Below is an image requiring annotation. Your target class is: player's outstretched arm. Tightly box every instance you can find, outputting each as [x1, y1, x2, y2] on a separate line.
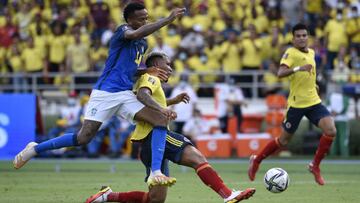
[277, 64, 313, 78]
[124, 8, 186, 40]
[137, 87, 176, 120]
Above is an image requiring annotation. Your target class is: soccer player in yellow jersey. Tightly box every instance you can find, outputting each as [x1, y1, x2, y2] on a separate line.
[248, 23, 337, 185]
[85, 52, 255, 203]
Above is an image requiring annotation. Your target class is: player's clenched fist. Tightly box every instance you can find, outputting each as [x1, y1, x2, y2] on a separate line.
[174, 93, 190, 104]
[168, 8, 186, 21]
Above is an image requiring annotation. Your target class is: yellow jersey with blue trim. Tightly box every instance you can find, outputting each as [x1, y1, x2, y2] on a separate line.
[131, 73, 167, 141]
[280, 47, 321, 108]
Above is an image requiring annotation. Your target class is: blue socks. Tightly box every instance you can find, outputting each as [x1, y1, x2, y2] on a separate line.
[151, 126, 167, 172]
[34, 133, 79, 154]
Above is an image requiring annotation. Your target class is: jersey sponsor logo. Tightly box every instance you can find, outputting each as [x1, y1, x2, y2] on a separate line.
[148, 77, 156, 85]
[90, 108, 98, 116]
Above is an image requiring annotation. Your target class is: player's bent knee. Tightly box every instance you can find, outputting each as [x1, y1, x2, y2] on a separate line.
[324, 127, 337, 137]
[182, 146, 207, 168]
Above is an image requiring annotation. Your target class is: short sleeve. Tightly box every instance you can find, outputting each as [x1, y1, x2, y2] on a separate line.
[113, 24, 130, 41]
[280, 49, 294, 68]
[137, 74, 161, 94]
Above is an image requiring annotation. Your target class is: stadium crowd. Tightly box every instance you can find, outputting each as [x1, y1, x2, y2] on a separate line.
[0, 0, 359, 95]
[1, 0, 360, 157]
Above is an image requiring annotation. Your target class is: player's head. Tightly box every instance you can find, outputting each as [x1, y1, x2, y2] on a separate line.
[123, 2, 148, 29]
[145, 52, 172, 82]
[292, 23, 308, 49]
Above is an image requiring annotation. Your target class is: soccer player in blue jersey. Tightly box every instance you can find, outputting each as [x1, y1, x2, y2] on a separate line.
[85, 52, 256, 203]
[14, 2, 185, 186]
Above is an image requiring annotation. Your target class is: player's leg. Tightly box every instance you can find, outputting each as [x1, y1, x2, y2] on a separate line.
[13, 89, 118, 169]
[132, 104, 174, 185]
[116, 91, 169, 179]
[137, 132, 176, 187]
[141, 138, 169, 203]
[85, 185, 152, 203]
[178, 145, 255, 202]
[306, 104, 336, 185]
[13, 119, 102, 169]
[85, 138, 169, 203]
[248, 106, 303, 181]
[85, 186, 167, 203]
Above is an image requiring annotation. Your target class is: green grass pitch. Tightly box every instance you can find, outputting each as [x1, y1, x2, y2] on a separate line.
[1, 159, 360, 203]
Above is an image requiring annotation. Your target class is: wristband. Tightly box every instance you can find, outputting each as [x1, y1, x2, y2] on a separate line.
[293, 66, 300, 72]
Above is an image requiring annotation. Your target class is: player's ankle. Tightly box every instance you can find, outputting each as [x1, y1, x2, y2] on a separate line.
[151, 170, 163, 176]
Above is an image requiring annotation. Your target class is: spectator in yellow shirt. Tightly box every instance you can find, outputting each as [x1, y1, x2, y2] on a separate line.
[332, 46, 350, 84]
[28, 13, 51, 38]
[21, 37, 45, 84]
[220, 30, 242, 74]
[7, 44, 27, 92]
[164, 24, 182, 49]
[66, 32, 90, 75]
[346, 5, 360, 52]
[46, 22, 67, 74]
[22, 37, 44, 73]
[324, 9, 348, 69]
[202, 32, 221, 83]
[262, 26, 285, 62]
[240, 24, 263, 97]
[90, 38, 108, 71]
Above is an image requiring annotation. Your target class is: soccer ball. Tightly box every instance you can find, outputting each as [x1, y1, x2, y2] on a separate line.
[264, 168, 289, 193]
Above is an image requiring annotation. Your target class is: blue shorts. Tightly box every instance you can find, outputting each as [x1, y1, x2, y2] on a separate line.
[282, 103, 331, 134]
[139, 130, 193, 182]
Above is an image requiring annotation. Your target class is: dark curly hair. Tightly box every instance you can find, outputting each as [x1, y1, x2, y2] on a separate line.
[123, 2, 145, 22]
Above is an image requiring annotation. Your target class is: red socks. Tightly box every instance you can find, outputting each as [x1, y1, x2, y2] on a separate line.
[107, 191, 149, 203]
[255, 138, 281, 163]
[195, 162, 232, 199]
[313, 134, 334, 167]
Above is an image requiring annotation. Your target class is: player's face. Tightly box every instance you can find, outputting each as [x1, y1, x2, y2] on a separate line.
[131, 9, 148, 29]
[158, 58, 172, 82]
[293, 29, 308, 49]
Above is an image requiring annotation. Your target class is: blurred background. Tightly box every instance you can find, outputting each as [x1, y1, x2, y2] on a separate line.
[0, 0, 360, 160]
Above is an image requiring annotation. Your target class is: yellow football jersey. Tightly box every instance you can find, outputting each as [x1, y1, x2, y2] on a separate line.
[280, 47, 321, 108]
[131, 73, 167, 141]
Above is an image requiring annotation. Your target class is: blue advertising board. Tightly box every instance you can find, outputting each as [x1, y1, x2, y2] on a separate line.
[0, 94, 36, 159]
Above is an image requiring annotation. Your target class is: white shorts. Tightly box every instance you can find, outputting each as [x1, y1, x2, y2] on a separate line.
[84, 89, 144, 123]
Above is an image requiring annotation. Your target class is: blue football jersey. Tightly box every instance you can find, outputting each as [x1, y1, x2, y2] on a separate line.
[94, 24, 148, 92]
